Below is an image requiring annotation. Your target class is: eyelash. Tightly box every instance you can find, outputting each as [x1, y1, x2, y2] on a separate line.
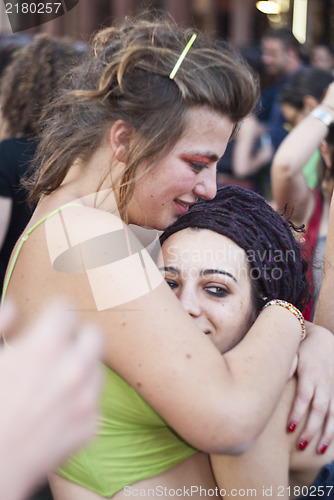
[165, 280, 228, 298]
[188, 161, 208, 173]
[166, 279, 178, 290]
[205, 286, 229, 298]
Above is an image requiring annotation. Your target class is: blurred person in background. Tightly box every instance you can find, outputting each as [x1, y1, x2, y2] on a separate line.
[271, 71, 334, 320]
[218, 29, 305, 199]
[311, 43, 334, 76]
[260, 27, 305, 151]
[216, 46, 273, 197]
[0, 34, 31, 139]
[0, 300, 102, 500]
[0, 34, 85, 297]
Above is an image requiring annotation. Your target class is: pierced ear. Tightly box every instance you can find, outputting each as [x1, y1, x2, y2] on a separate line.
[109, 120, 134, 162]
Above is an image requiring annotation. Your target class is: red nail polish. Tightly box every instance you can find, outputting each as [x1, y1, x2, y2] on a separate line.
[319, 443, 328, 455]
[287, 421, 296, 432]
[298, 439, 308, 451]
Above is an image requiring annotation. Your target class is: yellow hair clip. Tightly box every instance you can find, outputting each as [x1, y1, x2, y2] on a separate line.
[169, 33, 197, 80]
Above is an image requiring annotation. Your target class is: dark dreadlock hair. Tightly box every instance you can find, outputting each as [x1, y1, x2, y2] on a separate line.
[160, 185, 310, 314]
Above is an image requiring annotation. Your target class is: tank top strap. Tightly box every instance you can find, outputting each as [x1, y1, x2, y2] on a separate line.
[2, 202, 81, 303]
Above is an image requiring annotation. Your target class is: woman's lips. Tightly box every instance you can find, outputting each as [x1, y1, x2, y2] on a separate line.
[174, 199, 191, 215]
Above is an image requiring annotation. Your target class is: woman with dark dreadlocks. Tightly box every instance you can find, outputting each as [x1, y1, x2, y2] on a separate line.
[159, 185, 334, 499]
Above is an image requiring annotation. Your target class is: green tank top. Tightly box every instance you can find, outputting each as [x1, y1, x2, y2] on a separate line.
[59, 366, 197, 496]
[2, 203, 197, 497]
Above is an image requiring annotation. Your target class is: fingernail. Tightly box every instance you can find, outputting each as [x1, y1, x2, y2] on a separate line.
[287, 421, 296, 432]
[319, 443, 328, 455]
[298, 439, 308, 451]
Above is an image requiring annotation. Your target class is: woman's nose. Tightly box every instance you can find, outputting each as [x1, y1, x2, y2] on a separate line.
[178, 287, 201, 318]
[193, 167, 217, 200]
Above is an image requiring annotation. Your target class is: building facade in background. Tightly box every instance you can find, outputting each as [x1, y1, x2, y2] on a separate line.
[0, 0, 333, 58]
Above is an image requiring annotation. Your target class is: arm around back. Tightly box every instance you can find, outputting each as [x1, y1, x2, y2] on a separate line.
[101, 282, 302, 455]
[6, 204, 303, 456]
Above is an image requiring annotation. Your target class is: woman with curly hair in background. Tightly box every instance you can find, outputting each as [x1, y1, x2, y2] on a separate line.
[0, 33, 86, 295]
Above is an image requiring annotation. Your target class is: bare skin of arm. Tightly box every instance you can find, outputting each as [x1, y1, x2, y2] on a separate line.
[233, 115, 273, 179]
[211, 375, 334, 500]
[5, 203, 303, 456]
[314, 87, 334, 328]
[289, 322, 334, 452]
[271, 82, 334, 225]
[0, 196, 12, 250]
[271, 125, 316, 226]
[314, 190, 334, 332]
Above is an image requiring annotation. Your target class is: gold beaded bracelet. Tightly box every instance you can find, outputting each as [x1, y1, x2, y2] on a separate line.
[261, 299, 306, 340]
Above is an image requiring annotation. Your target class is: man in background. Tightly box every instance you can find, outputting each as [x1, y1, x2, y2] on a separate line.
[260, 27, 305, 150]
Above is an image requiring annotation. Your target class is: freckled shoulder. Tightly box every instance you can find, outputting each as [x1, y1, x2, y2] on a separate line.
[45, 204, 124, 256]
[44, 204, 163, 311]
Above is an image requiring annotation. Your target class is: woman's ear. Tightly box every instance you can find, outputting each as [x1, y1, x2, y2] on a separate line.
[303, 95, 318, 113]
[109, 120, 134, 162]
